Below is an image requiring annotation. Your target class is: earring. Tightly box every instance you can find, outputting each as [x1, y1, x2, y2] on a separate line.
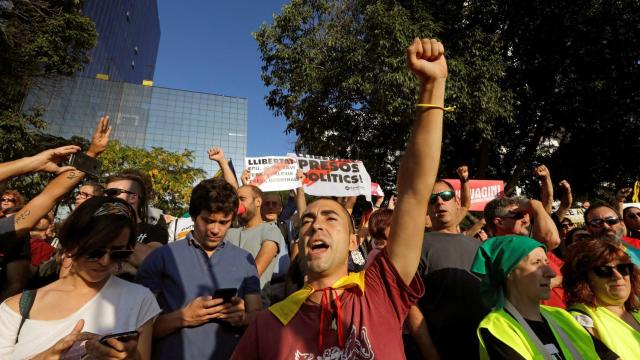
[350, 249, 365, 266]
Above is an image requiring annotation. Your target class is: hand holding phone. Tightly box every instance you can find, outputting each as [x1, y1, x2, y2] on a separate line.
[213, 288, 238, 304]
[98, 330, 139, 346]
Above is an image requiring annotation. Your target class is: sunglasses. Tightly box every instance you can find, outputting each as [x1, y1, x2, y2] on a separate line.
[561, 222, 574, 229]
[429, 190, 455, 204]
[1, 197, 16, 203]
[591, 263, 634, 278]
[501, 211, 526, 220]
[84, 248, 133, 262]
[105, 188, 137, 197]
[76, 191, 95, 199]
[587, 217, 620, 227]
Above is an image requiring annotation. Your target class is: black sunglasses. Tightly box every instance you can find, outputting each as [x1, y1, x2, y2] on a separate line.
[587, 217, 620, 227]
[105, 188, 137, 197]
[429, 190, 455, 204]
[1, 197, 16, 203]
[84, 248, 133, 262]
[592, 263, 634, 278]
[501, 211, 526, 220]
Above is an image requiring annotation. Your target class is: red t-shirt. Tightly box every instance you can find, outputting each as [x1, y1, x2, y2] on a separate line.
[541, 251, 565, 308]
[30, 238, 54, 266]
[231, 251, 424, 359]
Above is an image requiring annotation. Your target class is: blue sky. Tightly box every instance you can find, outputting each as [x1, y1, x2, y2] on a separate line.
[154, 0, 296, 157]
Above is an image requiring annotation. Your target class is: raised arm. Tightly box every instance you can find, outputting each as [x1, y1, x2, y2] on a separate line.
[555, 180, 573, 222]
[520, 198, 560, 249]
[455, 165, 470, 224]
[208, 147, 239, 190]
[13, 116, 111, 236]
[534, 164, 554, 214]
[615, 187, 632, 217]
[0, 146, 79, 182]
[388, 38, 447, 285]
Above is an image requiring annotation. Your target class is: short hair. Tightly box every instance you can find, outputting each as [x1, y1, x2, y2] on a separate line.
[434, 178, 455, 191]
[583, 201, 620, 224]
[240, 185, 263, 200]
[263, 192, 283, 205]
[81, 181, 104, 196]
[189, 178, 239, 220]
[60, 197, 137, 259]
[368, 208, 393, 240]
[562, 238, 640, 311]
[2, 190, 24, 207]
[310, 197, 356, 233]
[623, 206, 640, 218]
[106, 169, 151, 223]
[483, 196, 522, 232]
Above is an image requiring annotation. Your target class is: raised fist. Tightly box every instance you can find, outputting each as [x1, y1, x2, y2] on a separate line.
[208, 147, 226, 162]
[456, 165, 469, 181]
[407, 38, 448, 82]
[616, 187, 633, 202]
[533, 165, 550, 179]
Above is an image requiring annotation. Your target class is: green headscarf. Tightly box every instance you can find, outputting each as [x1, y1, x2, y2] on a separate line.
[471, 235, 546, 309]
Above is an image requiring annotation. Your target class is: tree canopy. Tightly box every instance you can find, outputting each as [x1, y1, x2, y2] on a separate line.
[255, 0, 640, 200]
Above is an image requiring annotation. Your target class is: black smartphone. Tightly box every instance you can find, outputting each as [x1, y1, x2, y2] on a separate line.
[213, 288, 237, 303]
[98, 330, 139, 345]
[68, 152, 102, 177]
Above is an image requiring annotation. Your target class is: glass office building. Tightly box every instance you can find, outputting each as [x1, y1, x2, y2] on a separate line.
[22, 77, 248, 175]
[79, 0, 161, 83]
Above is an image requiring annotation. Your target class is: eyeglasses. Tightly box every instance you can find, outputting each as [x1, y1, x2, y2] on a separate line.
[587, 217, 620, 227]
[501, 211, 526, 220]
[591, 263, 634, 278]
[626, 212, 640, 220]
[429, 190, 455, 205]
[105, 188, 137, 197]
[84, 248, 133, 262]
[561, 222, 574, 229]
[1, 197, 16, 203]
[76, 191, 95, 199]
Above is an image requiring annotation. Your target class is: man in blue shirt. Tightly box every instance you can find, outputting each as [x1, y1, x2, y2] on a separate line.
[137, 178, 261, 359]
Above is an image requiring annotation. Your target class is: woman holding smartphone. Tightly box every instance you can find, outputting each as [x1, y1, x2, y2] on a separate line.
[0, 197, 161, 359]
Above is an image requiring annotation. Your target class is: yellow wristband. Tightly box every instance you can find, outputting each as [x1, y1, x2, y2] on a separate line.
[416, 103, 455, 112]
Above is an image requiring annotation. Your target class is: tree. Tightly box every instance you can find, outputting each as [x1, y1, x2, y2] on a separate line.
[98, 141, 207, 215]
[255, 0, 640, 200]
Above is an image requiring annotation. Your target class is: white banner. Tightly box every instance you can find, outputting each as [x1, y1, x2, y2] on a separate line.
[290, 153, 372, 201]
[245, 156, 300, 192]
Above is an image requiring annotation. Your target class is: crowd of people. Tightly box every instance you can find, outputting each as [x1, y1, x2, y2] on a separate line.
[0, 38, 639, 359]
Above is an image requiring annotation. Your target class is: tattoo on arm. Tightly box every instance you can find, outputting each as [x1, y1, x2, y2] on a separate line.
[15, 210, 31, 224]
[66, 171, 78, 179]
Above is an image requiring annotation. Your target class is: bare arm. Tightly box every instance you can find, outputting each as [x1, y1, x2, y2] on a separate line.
[534, 165, 554, 214]
[294, 169, 307, 215]
[254, 240, 279, 276]
[136, 318, 155, 360]
[464, 218, 486, 239]
[555, 180, 573, 222]
[208, 147, 239, 189]
[242, 293, 262, 325]
[13, 116, 111, 237]
[388, 38, 447, 285]
[455, 165, 470, 225]
[526, 199, 561, 249]
[0, 146, 78, 182]
[616, 188, 632, 217]
[406, 305, 441, 360]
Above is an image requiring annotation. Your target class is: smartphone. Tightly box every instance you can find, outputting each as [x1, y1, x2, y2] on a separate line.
[213, 288, 237, 303]
[68, 152, 102, 177]
[98, 330, 139, 345]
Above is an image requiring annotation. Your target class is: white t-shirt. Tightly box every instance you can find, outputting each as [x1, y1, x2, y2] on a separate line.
[0, 275, 161, 359]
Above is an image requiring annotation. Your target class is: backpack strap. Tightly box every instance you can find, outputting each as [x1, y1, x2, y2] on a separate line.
[15, 289, 37, 344]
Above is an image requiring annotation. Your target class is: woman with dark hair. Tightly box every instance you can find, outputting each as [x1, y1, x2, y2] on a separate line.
[473, 235, 608, 359]
[562, 238, 640, 359]
[0, 197, 160, 359]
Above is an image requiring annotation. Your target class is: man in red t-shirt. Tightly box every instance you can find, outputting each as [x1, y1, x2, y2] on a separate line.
[231, 37, 448, 359]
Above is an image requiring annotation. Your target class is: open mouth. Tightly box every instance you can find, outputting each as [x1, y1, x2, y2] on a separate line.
[309, 241, 329, 255]
[540, 283, 550, 289]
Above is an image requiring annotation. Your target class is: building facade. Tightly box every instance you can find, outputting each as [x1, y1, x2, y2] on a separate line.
[23, 77, 247, 176]
[80, 0, 161, 83]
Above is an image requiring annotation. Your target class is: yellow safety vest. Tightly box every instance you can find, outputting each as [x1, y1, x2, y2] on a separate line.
[569, 303, 640, 360]
[478, 305, 599, 360]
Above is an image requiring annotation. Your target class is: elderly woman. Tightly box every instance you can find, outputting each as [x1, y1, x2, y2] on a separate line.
[0, 197, 161, 359]
[562, 238, 640, 359]
[472, 235, 612, 359]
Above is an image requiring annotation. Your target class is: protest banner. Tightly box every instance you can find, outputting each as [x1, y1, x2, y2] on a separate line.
[290, 153, 372, 201]
[564, 208, 585, 227]
[244, 156, 300, 192]
[443, 179, 505, 211]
